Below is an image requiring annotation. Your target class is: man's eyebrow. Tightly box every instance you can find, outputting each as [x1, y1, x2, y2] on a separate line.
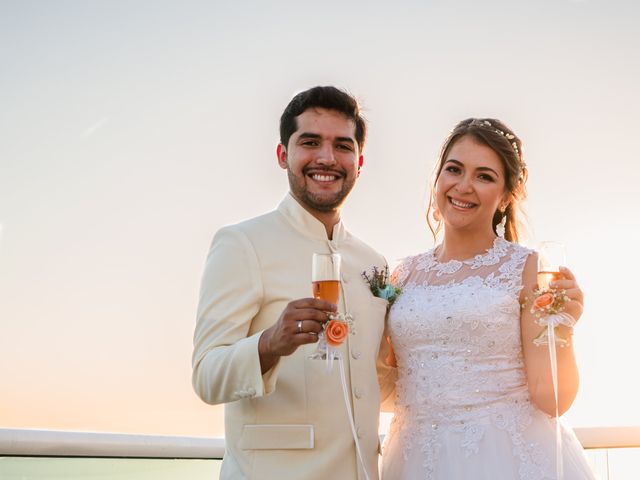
[444, 159, 500, 177]
[297, 133, 355, 144]
[297, 133, 322, 141]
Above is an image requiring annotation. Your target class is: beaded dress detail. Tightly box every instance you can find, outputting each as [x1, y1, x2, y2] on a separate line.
[381, 237, 596, 480]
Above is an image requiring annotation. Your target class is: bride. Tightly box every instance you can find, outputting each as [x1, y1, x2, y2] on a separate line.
[380, 118, 596, 479]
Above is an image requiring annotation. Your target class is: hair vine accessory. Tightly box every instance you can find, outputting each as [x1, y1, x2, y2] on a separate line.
[471, 119, 524, 167]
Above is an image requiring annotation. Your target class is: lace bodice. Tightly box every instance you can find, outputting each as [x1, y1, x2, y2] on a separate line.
[391, 236, 532, 415]
[386, 238, 555, 478]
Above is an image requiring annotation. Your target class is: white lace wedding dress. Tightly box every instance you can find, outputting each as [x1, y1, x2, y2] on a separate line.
[381, 237, 596, 479]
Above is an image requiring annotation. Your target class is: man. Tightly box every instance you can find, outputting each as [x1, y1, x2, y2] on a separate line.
[192, 86, 395, 480]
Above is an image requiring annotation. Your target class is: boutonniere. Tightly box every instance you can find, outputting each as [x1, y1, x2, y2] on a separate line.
[362, 265, 402, 306]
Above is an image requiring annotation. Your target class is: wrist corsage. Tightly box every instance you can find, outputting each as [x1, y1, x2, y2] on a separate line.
[529, 288, 576, 347]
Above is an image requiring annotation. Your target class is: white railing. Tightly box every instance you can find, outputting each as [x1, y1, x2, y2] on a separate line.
[0, 429, 225, 459]
[574, 426, 640, 449]
[1, 426, 639, 458]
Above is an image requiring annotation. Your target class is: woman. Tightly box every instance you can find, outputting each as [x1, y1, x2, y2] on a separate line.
[381, 119, 596, 479]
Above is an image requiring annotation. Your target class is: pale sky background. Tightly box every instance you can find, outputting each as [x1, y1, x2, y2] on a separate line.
[1, 0, 639, 438]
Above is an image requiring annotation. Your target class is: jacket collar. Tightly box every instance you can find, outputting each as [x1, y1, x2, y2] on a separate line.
[277, 193, 347, 246]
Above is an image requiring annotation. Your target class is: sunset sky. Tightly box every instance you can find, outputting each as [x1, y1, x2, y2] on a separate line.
[1, 0, 639, 438]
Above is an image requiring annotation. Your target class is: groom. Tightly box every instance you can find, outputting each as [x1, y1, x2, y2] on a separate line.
[192, 86, 395, 480]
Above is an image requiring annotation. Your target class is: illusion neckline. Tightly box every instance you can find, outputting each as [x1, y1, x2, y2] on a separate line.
[430, 236, 506, 267]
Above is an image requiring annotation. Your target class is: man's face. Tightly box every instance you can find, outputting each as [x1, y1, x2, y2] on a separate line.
[278, 108, 362, 213]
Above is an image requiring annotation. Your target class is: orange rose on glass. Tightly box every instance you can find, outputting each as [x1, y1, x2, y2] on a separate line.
[325, 319, 349, 346]
[533, 292, 554, 311]
[309, 253, 353, 361]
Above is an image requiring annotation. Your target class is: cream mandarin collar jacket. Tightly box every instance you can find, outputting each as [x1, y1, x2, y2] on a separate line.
[193, 193, 396, 480]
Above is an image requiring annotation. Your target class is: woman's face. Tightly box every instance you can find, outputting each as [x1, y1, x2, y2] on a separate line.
[435, 135, 509, 235]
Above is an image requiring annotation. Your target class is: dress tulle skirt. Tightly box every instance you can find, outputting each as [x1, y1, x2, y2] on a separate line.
[381, 410, 597, 480]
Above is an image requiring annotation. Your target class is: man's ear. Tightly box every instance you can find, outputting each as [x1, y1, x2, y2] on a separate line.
[357, 155, 364, 177]
[277, 144, 288, 169]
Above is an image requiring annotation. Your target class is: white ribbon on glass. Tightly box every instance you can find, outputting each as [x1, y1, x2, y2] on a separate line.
[313, 338, 370, 480]
[533, 312, 576, 480]
[312, 271, 371, 480]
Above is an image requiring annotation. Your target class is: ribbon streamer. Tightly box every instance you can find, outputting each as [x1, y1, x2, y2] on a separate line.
[313, 334, 369, 478]
[535, 312, 576, 480]
[326, 343, 335, 372]
[547, 320, 563, 480]
[315, 266, 370, 479]
[338, 354, 371, 480]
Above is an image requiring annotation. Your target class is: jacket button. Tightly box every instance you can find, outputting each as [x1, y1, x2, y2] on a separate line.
[351, 351, 361, 360]
[354, 388, 363, 399]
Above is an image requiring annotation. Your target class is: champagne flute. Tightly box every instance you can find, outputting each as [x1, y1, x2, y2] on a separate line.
[537, 241, 566, 291]
[310, 253, 342, 363]
[311, 253, 341, 305]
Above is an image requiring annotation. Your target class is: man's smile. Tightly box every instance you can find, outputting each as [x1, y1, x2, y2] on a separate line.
[305, 168, 344, 184]
[310, 173, 338, 182]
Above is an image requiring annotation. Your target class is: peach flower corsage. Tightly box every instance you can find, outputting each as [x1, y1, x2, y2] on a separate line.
[529, 287, 575, 346]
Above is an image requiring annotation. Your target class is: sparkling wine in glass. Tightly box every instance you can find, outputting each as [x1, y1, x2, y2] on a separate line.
[311, 253, 341, 305]
[537, 241, 566, 291]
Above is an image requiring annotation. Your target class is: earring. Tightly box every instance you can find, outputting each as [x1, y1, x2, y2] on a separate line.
[496, 213, 506, 237]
